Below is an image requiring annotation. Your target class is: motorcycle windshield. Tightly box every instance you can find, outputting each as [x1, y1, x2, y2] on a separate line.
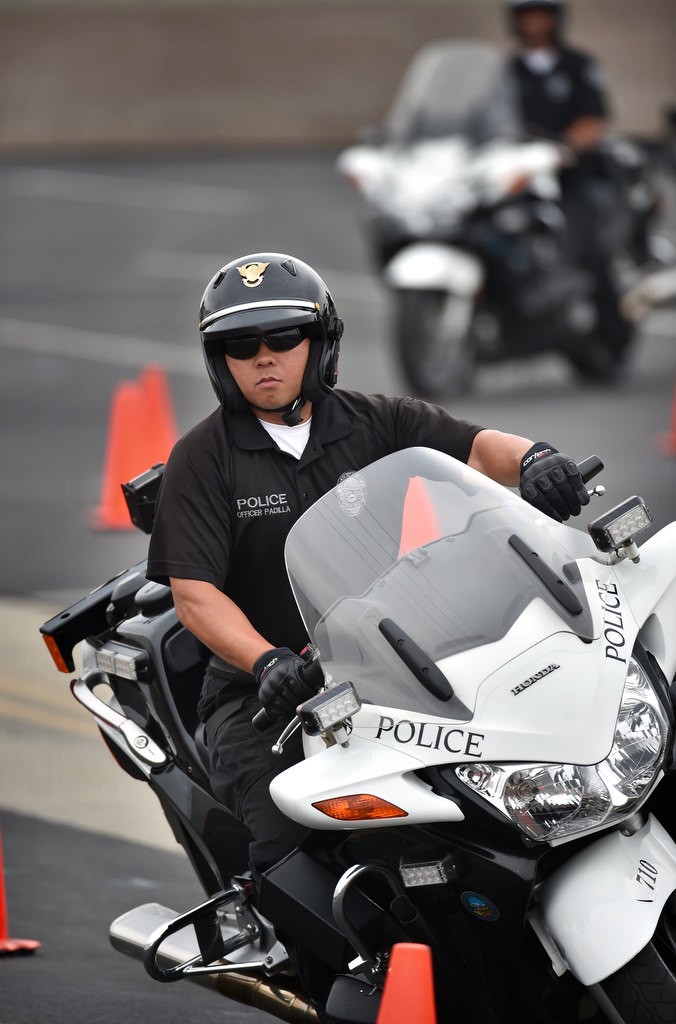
[285, 448, 594, 718]
[384, 40, 522, 144]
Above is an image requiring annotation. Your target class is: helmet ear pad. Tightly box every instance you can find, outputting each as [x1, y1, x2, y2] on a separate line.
[202, 338, 250, 413]
[214, 357, 250, 414]
[301, 316, 343, 403]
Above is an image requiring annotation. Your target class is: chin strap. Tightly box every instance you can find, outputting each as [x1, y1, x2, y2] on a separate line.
[281, 396, 307, 426]
[251, 394, 307, 427]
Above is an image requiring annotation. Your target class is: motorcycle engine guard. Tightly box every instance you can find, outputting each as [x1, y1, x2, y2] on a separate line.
[259, 850, 383, 974]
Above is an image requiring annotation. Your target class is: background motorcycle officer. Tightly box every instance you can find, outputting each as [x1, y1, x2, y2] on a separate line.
[147, 252, 589, 884]
[507, 0, 607, 153]
[506, 0, 634, 363]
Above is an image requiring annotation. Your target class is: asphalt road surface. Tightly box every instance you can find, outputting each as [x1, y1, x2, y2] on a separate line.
[2, 152, 675, 602]
[0, 811, 262, 1024]
[1, 152, 675, 1024]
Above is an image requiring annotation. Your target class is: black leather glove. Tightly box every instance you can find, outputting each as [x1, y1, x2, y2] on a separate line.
[519, 443, 590, 523]
[254, 647, 318, 722]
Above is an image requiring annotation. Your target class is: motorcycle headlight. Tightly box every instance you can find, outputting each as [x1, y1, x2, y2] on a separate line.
[456, 657, 671, 843]
[600, 657, 667, 799]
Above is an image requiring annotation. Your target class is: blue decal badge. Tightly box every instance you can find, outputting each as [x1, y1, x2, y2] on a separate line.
[460, 891, 500, 922]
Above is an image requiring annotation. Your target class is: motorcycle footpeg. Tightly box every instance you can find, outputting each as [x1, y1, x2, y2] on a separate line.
[137, 887, 287, 982]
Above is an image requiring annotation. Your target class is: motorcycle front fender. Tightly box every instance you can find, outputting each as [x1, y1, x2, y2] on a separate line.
[532, 814, 676, 986]
[383, 242, 483, 297]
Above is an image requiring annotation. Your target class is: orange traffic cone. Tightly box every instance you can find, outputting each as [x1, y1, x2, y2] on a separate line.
[90, 366, 178, 530]
[399, 477, 442, 558]
[138, 364, 179, 462]
[0, 822, 41, 955]
[377, 943, 437, 1024]
[658, 375, 676, 456]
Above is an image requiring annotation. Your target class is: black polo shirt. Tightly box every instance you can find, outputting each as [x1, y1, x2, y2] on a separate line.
[147, 389, 483, 657]
[512, 47, 608, 140]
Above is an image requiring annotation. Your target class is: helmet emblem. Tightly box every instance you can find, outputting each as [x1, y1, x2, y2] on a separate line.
[237, 262, 270, 288]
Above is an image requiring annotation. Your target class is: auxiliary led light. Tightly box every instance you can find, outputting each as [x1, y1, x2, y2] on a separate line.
[94, 645, 148, 681]
[299, 681, 362, 736]
[588, 497, 652, 554]
[399, 861, 448, 888]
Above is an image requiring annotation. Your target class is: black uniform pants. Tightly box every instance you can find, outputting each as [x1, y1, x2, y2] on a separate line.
[203, 667, 350, 1018]
[203, 666, 309, 885]
[560, 163, 633, 355]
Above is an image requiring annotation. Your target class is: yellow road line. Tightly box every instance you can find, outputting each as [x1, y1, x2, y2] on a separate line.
[0, 694, 96, 738]
[0, 670, 78, 712]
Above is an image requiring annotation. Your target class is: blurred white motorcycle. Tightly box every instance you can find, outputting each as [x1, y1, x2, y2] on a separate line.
[338, 41, 669, 397]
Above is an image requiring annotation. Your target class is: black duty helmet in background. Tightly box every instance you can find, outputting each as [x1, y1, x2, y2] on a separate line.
[505, 0, 564, 12]
[505, 0, 566, 39]
[199, 252, 344, 415]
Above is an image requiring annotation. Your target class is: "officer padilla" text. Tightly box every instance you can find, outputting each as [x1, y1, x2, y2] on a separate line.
[236, 493, 291, 519]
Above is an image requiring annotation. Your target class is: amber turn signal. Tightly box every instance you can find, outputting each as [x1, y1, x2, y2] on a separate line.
[42, 634, 71, 674]
[312, 794, 408, 821]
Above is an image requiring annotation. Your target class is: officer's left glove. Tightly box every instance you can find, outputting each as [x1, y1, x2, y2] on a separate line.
[519, 443, 590, 523]
[254, 647, 319, 723]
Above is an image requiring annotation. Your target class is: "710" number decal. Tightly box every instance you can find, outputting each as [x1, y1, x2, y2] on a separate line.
[636, 859, 659, 900]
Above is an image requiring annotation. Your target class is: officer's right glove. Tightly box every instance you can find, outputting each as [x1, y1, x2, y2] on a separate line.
[254, 647, 318, 722]
[519, 443, 590, 523]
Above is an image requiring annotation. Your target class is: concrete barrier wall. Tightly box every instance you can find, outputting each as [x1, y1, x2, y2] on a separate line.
[0, 0, 674, 152]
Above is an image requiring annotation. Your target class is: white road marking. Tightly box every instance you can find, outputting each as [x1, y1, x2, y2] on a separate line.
[138, 247, 388, 305]
[2, 168, 254, 215]
[137, 249, 676, 325]
[0, 692, 95, 739]
[0, 304, 671, 379]
[0, 317, 204, 375]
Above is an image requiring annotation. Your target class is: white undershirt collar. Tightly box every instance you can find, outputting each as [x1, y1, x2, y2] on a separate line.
[258, 416, 312, 459]
[522, 48, 559, 76]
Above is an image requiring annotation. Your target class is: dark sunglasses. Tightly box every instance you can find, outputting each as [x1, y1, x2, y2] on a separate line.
[224, 327, 308, 361]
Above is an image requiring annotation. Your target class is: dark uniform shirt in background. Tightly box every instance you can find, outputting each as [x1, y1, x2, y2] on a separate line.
[147, 388, 483, 719]
[512, 47, 608, 140]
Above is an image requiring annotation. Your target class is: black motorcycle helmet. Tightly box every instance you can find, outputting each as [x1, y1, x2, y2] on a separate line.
[506, 0, 565, 41]
[199, 253, 343, 424]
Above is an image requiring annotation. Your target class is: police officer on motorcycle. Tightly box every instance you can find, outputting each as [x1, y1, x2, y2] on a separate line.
[147, 253, 590, 892]
[506, 0, 634, 370]
[507, 0, 607, 153]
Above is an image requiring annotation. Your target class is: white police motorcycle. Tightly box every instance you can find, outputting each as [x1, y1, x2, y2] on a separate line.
[41, 451, 676, 1023]
[337, 41, 667, 398]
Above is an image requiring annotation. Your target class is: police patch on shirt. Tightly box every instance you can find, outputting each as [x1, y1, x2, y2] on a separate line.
[545, 73, 572, 102]
[235, 492, 292, 519]
[336, 471, 367, 517]
[584, 61, 606, 91]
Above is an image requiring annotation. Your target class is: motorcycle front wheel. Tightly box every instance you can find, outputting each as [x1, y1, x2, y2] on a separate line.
[394, 289, 475, 400]
[598, 940, 676, 1023]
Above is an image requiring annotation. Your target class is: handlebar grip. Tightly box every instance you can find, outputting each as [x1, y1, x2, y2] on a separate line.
[577, 455, 604, 485]
[251, 646, 324, 732]
[299, 652, 325, 689]
[252, 706, 275, 732]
